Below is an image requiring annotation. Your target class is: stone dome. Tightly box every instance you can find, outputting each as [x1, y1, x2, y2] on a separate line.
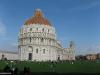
[24, 9, 52, 26]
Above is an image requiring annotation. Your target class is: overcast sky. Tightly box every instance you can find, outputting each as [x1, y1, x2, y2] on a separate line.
[0, 0, 100, 55]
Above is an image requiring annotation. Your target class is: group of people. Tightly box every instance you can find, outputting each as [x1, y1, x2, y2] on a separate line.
[1, 60, 75, 75]
[3, 65, 19, 75]
[3, 65, 31, 75]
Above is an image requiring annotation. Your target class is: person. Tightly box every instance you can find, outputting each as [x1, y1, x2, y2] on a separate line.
[49, 61, 55, 72]
[23, 66, 31, 75]
[14, 67, 18, 75]
[3, 65, 11, 72]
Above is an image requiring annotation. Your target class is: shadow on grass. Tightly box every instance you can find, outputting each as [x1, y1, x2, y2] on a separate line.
[14, 72, 100, 75]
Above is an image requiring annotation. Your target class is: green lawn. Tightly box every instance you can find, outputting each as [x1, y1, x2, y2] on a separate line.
[0, 60, 100, 73]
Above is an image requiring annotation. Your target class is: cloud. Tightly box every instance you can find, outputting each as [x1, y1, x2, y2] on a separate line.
[68, 1, 100, 12]
[0, 20, 6, 36]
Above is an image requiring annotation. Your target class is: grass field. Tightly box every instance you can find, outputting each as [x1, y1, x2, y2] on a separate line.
[0, 60, 100, 73]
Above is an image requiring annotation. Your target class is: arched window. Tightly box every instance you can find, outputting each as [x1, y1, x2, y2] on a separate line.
[43, 49, 45, 54]
[48, 29, 49, 33]
[36, 49, 38, 53]
[36, 28, 38, 31]
[41, 38, 44, 42]
[42, 28, 44, 32]
[30, 37, 31, 42]
[30, 28, 32, 31]
[49, 39, 51, 42]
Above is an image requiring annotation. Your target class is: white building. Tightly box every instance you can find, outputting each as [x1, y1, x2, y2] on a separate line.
[18, 9, 75, 61]
[0, 50, 18, 60]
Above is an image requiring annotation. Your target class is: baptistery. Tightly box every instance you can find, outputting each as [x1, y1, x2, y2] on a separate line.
[18, 9, 75, 61]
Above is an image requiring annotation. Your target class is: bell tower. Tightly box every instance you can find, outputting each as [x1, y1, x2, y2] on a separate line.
[69, 41, 75, 49]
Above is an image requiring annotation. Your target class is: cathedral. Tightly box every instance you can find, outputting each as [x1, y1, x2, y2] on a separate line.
[18, 9, 75, 61]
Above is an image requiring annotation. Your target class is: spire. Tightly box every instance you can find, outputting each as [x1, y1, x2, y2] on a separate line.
[34, 9, 43, 18]
[69, 41, 75, 48]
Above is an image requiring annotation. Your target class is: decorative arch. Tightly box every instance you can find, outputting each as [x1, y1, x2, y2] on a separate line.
[28, 46, 33, 52]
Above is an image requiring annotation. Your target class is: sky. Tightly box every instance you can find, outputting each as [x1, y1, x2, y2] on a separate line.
[0, 0, 100, 55]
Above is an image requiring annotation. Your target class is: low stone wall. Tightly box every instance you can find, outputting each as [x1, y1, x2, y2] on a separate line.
[0, 51, 18, 60]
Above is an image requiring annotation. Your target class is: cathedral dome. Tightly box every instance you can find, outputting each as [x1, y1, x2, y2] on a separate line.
[24, 9, 52, 26]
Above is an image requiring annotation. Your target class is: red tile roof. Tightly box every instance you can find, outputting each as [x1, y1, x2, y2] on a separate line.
[24, 9, 52, 26]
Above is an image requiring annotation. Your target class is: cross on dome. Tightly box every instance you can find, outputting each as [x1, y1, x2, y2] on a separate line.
[34, 9, 43, 18]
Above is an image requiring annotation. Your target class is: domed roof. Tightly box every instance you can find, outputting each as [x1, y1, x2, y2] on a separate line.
[24, 9, 52, 26]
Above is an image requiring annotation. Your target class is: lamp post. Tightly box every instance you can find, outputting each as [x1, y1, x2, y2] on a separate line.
[10, 61, 15, 75]
[12, 68, 15, 75]
[10, 61, 13, 68]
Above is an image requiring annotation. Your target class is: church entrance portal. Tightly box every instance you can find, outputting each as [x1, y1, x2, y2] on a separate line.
[28, 53, 32, 60]
[58, 55, 60, 61]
